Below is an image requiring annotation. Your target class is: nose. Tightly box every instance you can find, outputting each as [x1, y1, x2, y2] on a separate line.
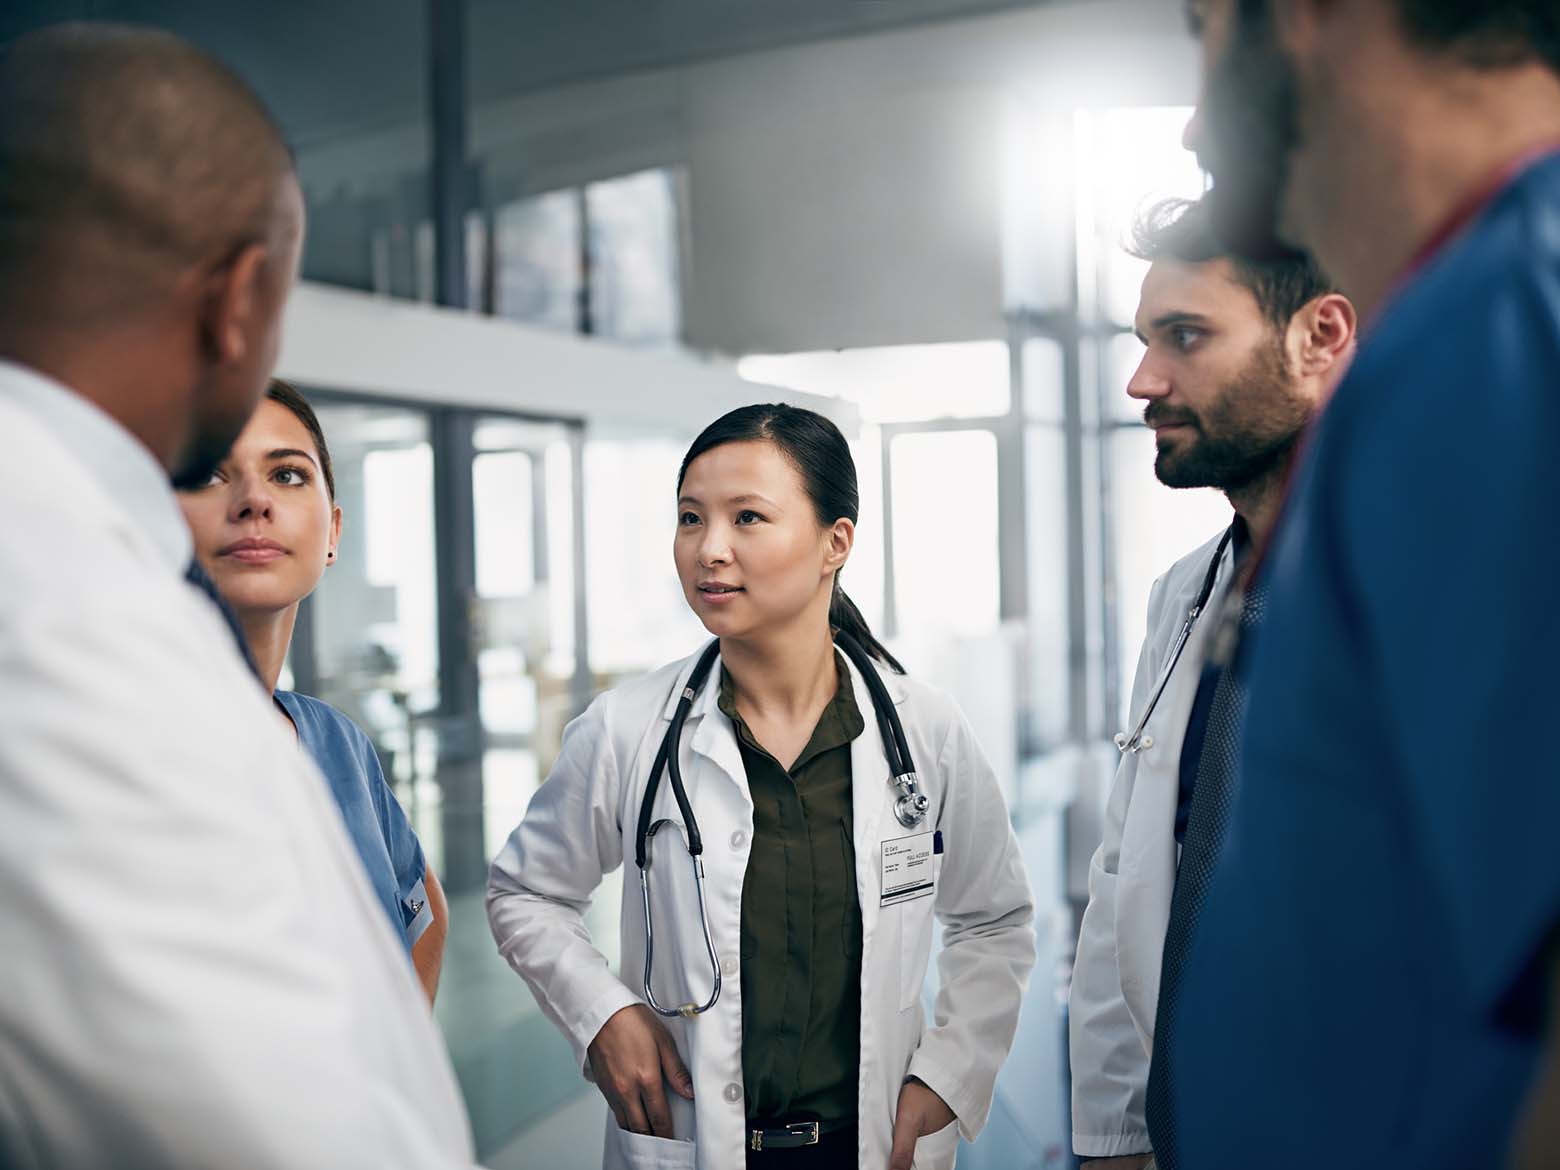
[1126, 351, 1172, 401]
[697, 523, 732, 568]
[226, 473, 273, 524]
[1182, 107, 1204, 155]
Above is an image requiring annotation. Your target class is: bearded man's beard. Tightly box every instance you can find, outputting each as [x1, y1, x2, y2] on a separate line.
[1149, 339, 1308, 492]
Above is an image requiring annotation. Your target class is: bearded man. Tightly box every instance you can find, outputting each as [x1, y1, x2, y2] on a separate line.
[1069, 196, 1354, 1169]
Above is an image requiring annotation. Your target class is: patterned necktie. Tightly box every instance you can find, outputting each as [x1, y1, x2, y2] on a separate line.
[1143, 577, 1269, 1169]
[184, 558, 262, 683]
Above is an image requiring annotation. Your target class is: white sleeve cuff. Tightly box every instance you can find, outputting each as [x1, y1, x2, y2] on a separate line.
[1072, 1129, 1154, 1158]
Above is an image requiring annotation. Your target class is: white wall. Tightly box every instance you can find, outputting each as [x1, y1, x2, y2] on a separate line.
[295, 0, 1198, 356]
[275, 282, 855, 435]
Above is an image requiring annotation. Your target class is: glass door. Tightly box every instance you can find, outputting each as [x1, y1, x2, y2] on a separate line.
[470, 415, 586, 859]
[293, 400, 444, 862]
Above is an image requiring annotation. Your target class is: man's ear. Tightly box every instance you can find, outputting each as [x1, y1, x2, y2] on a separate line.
[199, 242, 269, 366]
[1296, 291, 1357, 377]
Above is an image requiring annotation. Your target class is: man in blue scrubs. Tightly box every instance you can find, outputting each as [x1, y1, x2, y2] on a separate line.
[1168, 1, 1560, 1165]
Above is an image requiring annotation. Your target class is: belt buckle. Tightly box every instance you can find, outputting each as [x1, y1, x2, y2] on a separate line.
[786, 1122, 821, 1146]
[748, 1121, 821, 1151]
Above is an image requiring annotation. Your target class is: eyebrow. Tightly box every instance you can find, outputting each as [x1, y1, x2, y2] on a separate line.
[1135, 311, 1213, 343]
[266, 447, 320, 468]
[677, 493, 778, 508]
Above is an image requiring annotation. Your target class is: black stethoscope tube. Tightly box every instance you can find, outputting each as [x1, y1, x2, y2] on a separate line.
[634, 631, 923, 1018]
[1113, 524, 1234, 755]
[634, 639, 721, 869]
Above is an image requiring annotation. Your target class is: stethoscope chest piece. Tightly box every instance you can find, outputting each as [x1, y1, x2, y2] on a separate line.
[893, 772, 929, 828]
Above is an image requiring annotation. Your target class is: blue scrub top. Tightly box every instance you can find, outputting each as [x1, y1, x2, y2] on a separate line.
[276, 690, 432, 955]
[1167, 152, 1560, 1167]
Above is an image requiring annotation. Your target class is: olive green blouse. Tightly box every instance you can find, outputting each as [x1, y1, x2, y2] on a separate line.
[718, 653, 866, 1124]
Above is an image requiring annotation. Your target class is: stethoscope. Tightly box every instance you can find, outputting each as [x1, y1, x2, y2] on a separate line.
[1113, 524, 1235, 755]
[634, 630, 928, 1018]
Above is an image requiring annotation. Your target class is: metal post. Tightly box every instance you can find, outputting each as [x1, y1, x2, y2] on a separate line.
[429, 0, 468, 314]
[431, 409, 485, 892]
[1096, 331, 1123, 736]
[1060, 316, 1090, 746]
[568, 423, 592, 717]
[997, 326, 1030, 624]
[427, 0, 486, 891]
[530, 449, 550, 586]
[879, 431, 898, 640]
[575, 187, 595, 336]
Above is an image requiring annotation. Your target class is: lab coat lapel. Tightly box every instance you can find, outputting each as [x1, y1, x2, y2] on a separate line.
[685, 651, 749, 803]
[846, 653, 894, 892]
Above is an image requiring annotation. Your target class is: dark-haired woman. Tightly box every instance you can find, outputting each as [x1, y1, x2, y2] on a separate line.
[488, 404, 1034, 1170]
[179, 380, 447, 1004]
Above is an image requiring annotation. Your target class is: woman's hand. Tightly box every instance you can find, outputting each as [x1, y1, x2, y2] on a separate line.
[889, 1077, 957, 1169]
[586, 1004, 695, 1138]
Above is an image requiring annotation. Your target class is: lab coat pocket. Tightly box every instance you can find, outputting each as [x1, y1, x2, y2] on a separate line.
[911, 1118, 960, 1170]
[899, 893, 936, 1012]
[602, 1123, 697, 1170]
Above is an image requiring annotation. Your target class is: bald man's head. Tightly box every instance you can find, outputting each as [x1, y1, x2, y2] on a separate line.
[0, 23, 305, 487]
[0, 22, 297, 320]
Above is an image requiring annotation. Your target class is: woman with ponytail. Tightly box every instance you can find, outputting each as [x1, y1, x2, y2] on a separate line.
[488, 404, 1035, 1170]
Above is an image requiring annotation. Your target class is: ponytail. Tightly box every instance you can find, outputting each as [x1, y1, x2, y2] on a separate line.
[830, 581, 905, 675]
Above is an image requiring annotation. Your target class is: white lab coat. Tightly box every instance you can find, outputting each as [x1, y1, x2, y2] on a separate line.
[488, 649, 1036, 1170]
[1068, 528, 1235, 1158]
[0, 364, 476, 1168]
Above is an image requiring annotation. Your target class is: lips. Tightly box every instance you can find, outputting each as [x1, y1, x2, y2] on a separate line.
[219, 536, 289, 564]
[1145, 407, 1199, 435]
[697, 581, 744, 603]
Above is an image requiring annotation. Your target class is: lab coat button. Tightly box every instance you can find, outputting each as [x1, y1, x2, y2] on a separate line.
[1141, 734, 1155, 749]
[729, 830, 747, 850]
[720, 955, 738, 977]
[723, 1082, 742, 1104]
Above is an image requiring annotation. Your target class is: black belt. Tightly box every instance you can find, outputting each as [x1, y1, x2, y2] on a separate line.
[747, 1118, 854, 1152]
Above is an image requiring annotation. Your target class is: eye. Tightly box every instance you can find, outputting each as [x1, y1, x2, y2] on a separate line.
[1170, 325, 1204, 352]
[678, 511, 702, 526]
[735, 509, 764, 525]
[273, 465, 311, 487]
[190, 468, 225, 491]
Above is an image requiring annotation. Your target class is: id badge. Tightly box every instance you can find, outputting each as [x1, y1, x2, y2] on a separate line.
[880, 831, 935, 907]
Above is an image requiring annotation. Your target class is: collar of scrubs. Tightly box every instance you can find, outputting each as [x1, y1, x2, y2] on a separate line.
[0, 359, 192, 574]
[1391, 143, 1560, 314]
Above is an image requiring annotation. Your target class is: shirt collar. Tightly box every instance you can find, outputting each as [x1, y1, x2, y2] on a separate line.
[1230, 513, 1252, 563]
[716, 650, 865, 771]
[0, 359, 192, 574]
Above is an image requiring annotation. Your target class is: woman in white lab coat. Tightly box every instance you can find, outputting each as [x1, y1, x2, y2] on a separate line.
[487, 403, 1035, 1170]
